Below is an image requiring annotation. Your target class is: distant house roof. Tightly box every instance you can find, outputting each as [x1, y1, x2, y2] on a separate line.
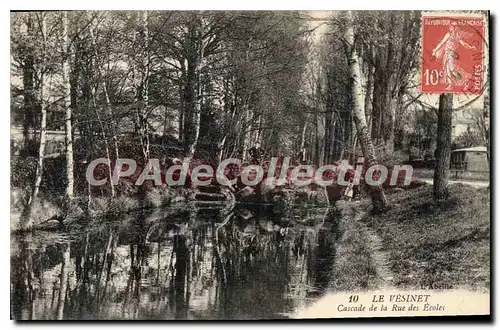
[452, 146, 488, 153]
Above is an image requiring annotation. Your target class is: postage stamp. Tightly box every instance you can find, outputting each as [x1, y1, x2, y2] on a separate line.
[421, 13, 487, 94]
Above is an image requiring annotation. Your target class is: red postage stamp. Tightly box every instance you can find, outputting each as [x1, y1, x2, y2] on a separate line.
[421, 13, 487, 94]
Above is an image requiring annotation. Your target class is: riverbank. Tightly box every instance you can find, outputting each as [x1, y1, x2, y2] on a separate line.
[10, 186, 192, 232]
[10, 181, 330, 232]
[331, 183, 490, 292]
[327, 203, 379, 292]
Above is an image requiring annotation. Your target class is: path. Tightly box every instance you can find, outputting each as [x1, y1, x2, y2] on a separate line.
[420, 178, 489, 188]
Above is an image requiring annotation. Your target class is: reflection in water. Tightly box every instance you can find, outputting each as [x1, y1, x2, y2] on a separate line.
[11, 205, 339, 320]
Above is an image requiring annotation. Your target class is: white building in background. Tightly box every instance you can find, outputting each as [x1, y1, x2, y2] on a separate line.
[451, 107, 484, 139]
[415, 91, 488, 140]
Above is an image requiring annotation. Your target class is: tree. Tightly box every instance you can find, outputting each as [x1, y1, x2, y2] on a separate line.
[26, 13, 48, 210]
[87, 11, 120, 162]
[131, 11, 152, 162]
[161, 12, 226, 157]
[319, 29, 354, 163]
[433, 94, 453, 202]
[20, 14, 37, 156]
[346, 11, 388, 212]
[355, 11, 421, 155]
[62, 11, 74, 201]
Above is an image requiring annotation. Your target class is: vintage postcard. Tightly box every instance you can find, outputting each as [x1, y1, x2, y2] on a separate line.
[10, 10, 490, 320]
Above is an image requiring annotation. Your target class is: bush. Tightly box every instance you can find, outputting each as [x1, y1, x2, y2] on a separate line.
[10, 188, 63, 231]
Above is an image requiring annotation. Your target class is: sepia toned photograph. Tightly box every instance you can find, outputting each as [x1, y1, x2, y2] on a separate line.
[10, 10, 490, 320]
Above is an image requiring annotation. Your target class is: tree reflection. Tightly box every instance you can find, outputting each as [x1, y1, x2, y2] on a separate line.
[11, 205, 339, 320]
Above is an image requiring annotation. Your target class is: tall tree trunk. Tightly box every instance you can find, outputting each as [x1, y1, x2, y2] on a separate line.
[433, 94, 453, 201]
[183, 56, 196, 156]
[183, 20, 203, 158]
[177, 69, 185, 142]
[241, 106, 252, 162]
[22, 14, 36, 156]
[314, 111, 320, 165]
[25, 13, 48, 224]
[394, 89, 405, 149]
[91, 89, 115, 198]
[130, 11, 151, 163]
[87, 13, 116, 197]
[63, 12, 74, 201]
[382, 17, 396, 155]
[364, 59, 374, 138]
[384, 91, 395, 154]
[299, 113, 310, 151]
[323, 75, 335, 163]
[140, 11, 151, 162]
[371, 62, 384, 145]
[29, 76, 47, 206]
[88, 12, 120, 161]
[163, 98, 169, 141]
[190, 59, 202, 157]
[346, 12, 388, 212]
[256, 112, 264, 143]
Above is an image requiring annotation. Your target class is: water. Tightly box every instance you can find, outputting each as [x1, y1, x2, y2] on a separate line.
[10, 204, 340, 320]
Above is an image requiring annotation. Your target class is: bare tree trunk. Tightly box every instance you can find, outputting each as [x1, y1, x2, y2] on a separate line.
[27, 87, 46, 205]
[63, 12, 74, 201]
[385, 94, 396, 154]
[256, 112, 264, 143]
[433, 94, 453, 202]
[177, 69, 185, 142]
[88, 12, 120, 161]
[103, 88, 120, 161]
[22, 14, 36, 156]
[130, 11, 151, 162]
[26, 13, 47, 210]
[140, 11, 151, 162]
[87, 13, 115, 197]
[218, 135, 226, 163]
[364, 59, 374, 137]
[394, 90, 405, 149]
[299, 113, 310, 151]
[91, 90, 115, 197]
[383, 23, 396, 155]
[190, 57, 202, 157]
[163, 99, 169, 140]
[371, 63, 385, 147]
[346, 12, 388, 212]
[313, 112, 319, 164]
[131, 12, 151, 162]
[241, 106, 252, 162]
[182, 19, 204, 158]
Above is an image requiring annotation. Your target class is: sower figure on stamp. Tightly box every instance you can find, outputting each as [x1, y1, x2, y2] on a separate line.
[432, 22, 476, 91]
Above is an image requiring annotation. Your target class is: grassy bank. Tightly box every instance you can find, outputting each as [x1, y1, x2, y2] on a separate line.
[330, 183, 490, 292]
[328, 203, 379, 292]
[362, 183, 490, 291]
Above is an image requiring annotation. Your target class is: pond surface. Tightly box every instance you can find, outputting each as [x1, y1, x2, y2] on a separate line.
[11, 204, 340, 320]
